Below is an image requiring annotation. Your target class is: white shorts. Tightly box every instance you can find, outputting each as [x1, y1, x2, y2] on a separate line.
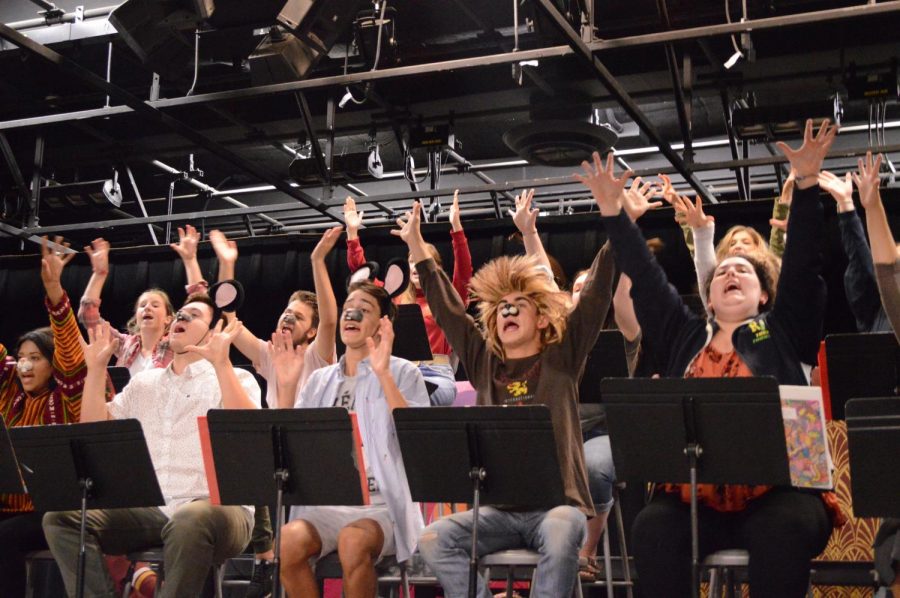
[289, 504, 396, 564]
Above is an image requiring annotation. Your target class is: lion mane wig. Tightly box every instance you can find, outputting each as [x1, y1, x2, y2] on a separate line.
[468, 254, 572, 360]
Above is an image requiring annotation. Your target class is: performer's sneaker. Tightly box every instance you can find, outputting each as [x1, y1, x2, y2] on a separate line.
[244, 560, 274, 598]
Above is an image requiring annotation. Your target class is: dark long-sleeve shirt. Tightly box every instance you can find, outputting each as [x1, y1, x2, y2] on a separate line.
[837, 210, 891, 333]
[416, 242, 617, 517]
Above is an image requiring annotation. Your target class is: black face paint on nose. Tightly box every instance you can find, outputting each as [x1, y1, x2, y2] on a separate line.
[343, 309, 364, 323]
[282, 313, 297, 326]
[499, 303, 520, 318]
[174, 310, 196, 323]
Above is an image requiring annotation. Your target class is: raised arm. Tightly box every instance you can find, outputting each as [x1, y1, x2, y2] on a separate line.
[79, 322, 119, 422]
[394, 202, 488, 373]
[579, 153, 698, 367]
[209, 231, 262, 365]
[39, 237, 85, 379]
[344, 196, 368, 271]
[768, 171, 794, 257]
[0, 342, 16, 403]
[209, 229, 237, 282]
[820, 169, 883, 331]
[855, 152, 897, 265]
[169, 225, 206, 290]
[310, 227, 341, 363]
[78, 238, 110, 329]
[448, 190, 474, 303]
[512, 188, 552, 273]
[674, 194, 716, 308]
[772, 119, 836, 363]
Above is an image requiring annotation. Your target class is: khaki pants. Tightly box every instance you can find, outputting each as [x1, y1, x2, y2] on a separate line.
[42, 500, 252, 598]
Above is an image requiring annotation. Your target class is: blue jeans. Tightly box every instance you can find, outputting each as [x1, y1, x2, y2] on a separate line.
[418, 506, 586, 598]
[583, 434, 616, 513]
[418, 363, 458, 406]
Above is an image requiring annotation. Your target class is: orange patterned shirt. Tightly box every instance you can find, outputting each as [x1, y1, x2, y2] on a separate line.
[0, 293, 85, 513]
[662, 345, 770, 512]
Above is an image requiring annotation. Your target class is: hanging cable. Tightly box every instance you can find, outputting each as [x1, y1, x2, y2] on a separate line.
[370, 0, 388, 71]
[186, 28, 200, 96]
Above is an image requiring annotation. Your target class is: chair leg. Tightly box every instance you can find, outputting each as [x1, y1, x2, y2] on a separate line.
[723, 567, 734, 598]
[613, 490, 634, 598]
[214, 563, 224, 598]
[708, 567, 720, 598]
[601, 524, 614, 598]
[505, 565, 514, 597]
[402, 564, 410, 598]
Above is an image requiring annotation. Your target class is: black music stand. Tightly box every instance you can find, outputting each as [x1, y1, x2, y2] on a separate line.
[846, 397, 900, 518]
[10, 419, 163, 598]
[825, 332, 900, 420]
[0, 419, 25, 494]
[601, 377, 790, 598]
[204, 408, 368, 598]
[393, 304, 434, 362]
[578, 329, 630, 404]
[393, 406, 565, 598]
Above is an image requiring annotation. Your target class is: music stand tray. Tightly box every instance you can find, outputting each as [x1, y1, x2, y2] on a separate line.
[394, 405, 565, 598]
[825, 332, 900, 420]
[10, 419, 163, 598]
[846, 397, 900, 519]
[0, 418, 25, 495]
[601, 376, 790, 598]
[204, 408, 369, 598]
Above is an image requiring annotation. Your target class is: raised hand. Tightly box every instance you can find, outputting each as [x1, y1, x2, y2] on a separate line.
[169, 224, 201, 261]
[209, 229, 238, 265]
[366, 316, 395, 376]
[391, 201, 427, 259]
[622, 177, 663, 222]
[817, 170, 854, 212]
[343, 196, 364, 239]
[184, 318, 243, 366]
[574, 151, 633, 216]
[449, 189, 463, 232]
[84, 238, 110, 275]
[852, 151, 883, 210]
[511, 188, 538, 234]
[657, 174, 687, 225]
[775, 119, 838, 185]
[267, 329, 306, 389]
[80, 321, 120, 370]
[311, 226, 343, 261]
[673, 194, 714, 229]
[41, 235, 75, 293]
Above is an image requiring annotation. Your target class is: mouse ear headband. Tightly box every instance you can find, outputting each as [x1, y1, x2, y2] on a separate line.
[346, 258, 410, 300]
[207, 279, 244, 325]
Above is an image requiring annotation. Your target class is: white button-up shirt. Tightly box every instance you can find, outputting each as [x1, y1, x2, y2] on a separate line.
[107, 359, 261, 518]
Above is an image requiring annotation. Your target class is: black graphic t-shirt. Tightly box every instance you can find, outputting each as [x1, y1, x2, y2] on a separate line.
[492, 354, 542, 406]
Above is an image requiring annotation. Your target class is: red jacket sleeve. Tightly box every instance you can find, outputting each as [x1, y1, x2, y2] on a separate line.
[347, 237, 367, 272]
[450, 230, 473, 306]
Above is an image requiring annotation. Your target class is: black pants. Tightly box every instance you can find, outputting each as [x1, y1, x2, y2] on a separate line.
[0, 511, 50, 598]
[631, 487, 832, 598]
